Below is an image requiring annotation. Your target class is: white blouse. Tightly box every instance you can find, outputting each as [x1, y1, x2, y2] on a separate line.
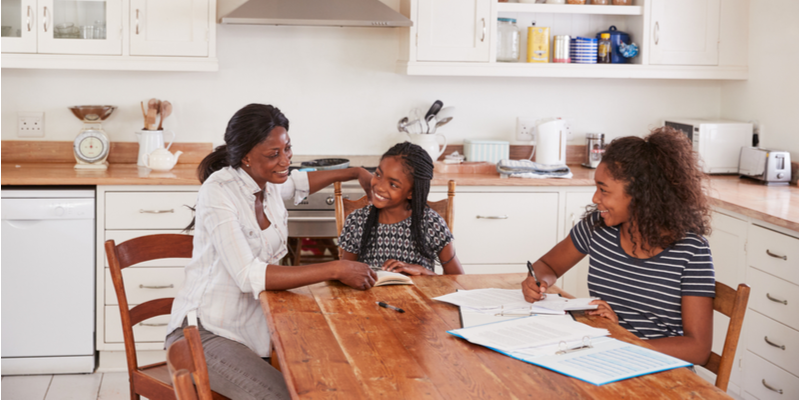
[167, 166, 309, 356]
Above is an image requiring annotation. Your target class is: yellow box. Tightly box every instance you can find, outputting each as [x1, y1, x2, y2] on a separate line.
[527, 26, 550, 63]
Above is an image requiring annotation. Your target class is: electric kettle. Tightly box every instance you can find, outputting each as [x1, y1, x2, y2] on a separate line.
[535, 119, 568, 166]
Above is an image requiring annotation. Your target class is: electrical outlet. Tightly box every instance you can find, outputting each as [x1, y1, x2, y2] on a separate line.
[18, 112, 44, 138]
[516, 117, 537, 142]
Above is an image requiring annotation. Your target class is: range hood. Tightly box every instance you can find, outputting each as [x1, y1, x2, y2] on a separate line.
[220, 0, 412, 27]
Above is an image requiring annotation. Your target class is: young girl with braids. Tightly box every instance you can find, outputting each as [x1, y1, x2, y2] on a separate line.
[339, 142, 464, 275]
[522, 127, 716, 365]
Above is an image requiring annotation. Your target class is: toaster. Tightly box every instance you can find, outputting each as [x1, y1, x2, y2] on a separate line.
[738, 147, 792, 184]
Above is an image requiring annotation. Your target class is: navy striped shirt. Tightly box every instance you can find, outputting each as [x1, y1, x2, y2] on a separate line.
[570, 212, 715, 340]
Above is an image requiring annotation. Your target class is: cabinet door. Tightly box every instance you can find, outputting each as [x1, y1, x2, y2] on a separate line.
[1, 0, 37, 53]
[37, 0, 122, 55]
[416, 0, 490, 62]
[454, 192, 558, 265]
[559, 191, 594, 299]
[649, 0, 720, 65]
[129, 0, 208, 57]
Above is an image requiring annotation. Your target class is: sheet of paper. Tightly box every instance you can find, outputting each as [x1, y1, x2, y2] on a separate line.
[451, 315, 609, 352]
[460, 307, 573, 329]
[433, 288, 534, 309]
[504, 337, 692, 386]
[533, 297, 599, 312]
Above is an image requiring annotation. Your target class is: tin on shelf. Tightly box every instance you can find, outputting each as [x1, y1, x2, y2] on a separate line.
[553, 35, 571, 63]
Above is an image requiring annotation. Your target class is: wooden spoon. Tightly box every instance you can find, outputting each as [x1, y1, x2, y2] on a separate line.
[157, 101, 172, 130]
[140, 101, 147, 129]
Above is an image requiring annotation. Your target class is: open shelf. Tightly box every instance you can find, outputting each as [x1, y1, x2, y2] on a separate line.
[495, 3, 643, 16]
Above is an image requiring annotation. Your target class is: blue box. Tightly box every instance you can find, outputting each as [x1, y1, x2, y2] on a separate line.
[463, 139, 510, 163]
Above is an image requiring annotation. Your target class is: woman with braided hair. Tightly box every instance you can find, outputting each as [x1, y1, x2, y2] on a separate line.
[521, 126, 716, 365]
[338, 142, 464, 275]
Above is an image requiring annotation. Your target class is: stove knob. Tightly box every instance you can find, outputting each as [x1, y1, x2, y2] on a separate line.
[325, 196, 335, 206]
[777, 172, 785, 179]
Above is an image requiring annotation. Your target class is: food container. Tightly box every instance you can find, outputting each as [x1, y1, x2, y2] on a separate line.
[464, 140, 510, 164]
[553, 35, 571, 63]
[497, 18, 520, 62]
[590, 0, 610, 4]
[526, 25, 550, 63]
[567, 0, 587, 3]
[582, 133, 605, 169]
[612, 0, 631, 4]
[570, 37, 597, 64]
[595, 25, 632, 63]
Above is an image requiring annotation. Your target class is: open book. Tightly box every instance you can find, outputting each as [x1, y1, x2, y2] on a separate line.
[374, 270, 413, 286]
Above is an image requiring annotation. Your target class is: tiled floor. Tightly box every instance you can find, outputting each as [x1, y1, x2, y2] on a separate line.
[1, 372, 137, 400]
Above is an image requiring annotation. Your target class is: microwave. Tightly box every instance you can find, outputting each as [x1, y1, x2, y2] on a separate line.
[664, 119, 753, 174]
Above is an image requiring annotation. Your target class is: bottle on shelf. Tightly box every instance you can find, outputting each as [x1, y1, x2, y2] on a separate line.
[597, 33, 612, 63]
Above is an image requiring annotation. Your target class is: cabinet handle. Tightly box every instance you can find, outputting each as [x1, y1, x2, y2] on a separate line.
[762, 379, 783, 394]
[653, 21, 659, 45]
[476, 215, 508, 220]
[139, 322, 167, 327]
[139, 209, 174, 214]
[480, 18, 485, 42]
[766, 249, 787, 260]
[26, 6, 31, 32]
[766, 293, 788, 305]
[139, 284, 174, 289]
[764, 336, 786, 350]
[135, 9, 140, 35]
[42, 6, 48, 33]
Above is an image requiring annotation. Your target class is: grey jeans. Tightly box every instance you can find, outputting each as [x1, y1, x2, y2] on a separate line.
[165, 318, 290, 400]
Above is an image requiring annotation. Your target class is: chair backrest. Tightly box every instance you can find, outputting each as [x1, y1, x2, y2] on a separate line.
[105, 234, 194, 398]
[167, 326, 213, 400]
[171, 370, 199, 400]
[701, 282, 750, 392]
[334, 180, 456, 237]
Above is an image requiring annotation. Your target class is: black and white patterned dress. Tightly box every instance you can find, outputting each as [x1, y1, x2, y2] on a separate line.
[338, 206, 454, 271]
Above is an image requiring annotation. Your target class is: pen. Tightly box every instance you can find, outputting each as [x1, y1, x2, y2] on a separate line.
[376, 301, 405, 313]
[526, 261, 541, 287]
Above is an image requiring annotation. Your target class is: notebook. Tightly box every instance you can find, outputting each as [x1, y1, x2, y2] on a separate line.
[374, 270, 413, 286]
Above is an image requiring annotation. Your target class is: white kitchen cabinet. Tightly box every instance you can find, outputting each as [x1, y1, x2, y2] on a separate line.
[416, 0, 491, 62]
[559, 191, 594, 299]
[2, 0, 217, 71]
[648, 0, 720, 65]
[96, 185, 198, 371]
[129, 0, 209, 57]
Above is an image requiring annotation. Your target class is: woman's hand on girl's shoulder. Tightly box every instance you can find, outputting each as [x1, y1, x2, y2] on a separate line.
[382, 260, 434, 276]
[335, 260, 377, 290]
[586, 299, 618, 323]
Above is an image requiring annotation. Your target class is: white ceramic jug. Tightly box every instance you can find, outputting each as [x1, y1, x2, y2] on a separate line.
[144, 148, 183, 172]
[406, 133, 447, 162]
[535, 119, 568, 166]
[135, 130, 175, 167]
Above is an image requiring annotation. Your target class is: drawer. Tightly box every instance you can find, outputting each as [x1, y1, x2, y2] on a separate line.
[748, 267, 799, 329]
[106, 192, 197, 230]
[454, 192, 559, 264]
[746, 311, 799, 375]
[744, 351, 798, 400]
[105, 306, 171, 344]
[748, 225, 799, 285]
[105, 267, 185, 305]
[104, 230, 192, 267]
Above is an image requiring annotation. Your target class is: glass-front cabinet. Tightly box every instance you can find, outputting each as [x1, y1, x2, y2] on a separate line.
[1, 0, 121, 55]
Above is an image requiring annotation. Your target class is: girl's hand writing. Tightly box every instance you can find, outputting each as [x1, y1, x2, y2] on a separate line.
[586, 300, 618, 323]
[521, 276, 548, 302]
[335, 260, 377, 290]
[382, 260, 434, 276]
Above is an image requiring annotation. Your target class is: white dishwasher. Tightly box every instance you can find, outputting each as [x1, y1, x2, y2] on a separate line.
[1, 188, 96, 375]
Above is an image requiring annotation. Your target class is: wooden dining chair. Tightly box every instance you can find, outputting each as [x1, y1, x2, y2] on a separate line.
[166, 325, 226, 400]
[105, 234, 194, 400]
[334, 179, 456, 237]
[701, 282, 750, 392]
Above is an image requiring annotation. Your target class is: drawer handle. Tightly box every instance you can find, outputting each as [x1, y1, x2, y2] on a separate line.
[476, 215, 508, 220]
[139, 322, 167, 327]
[139, 209, 174, 214]
[762, 379, 783, 394]
[766, 293, 788, 305]
[766, 249, 788, 260]
[764, 336, 786, 350]
[139, 284, 174, 289]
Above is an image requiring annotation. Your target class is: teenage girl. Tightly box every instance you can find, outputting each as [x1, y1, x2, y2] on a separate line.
[521, 127, 715, 365]
[339, 142, 464, 275]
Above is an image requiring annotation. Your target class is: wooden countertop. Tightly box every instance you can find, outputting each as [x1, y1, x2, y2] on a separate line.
[2, 162, 796, 232]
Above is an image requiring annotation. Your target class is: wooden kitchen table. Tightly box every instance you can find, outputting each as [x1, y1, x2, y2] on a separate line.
[259, 273, 730, 399]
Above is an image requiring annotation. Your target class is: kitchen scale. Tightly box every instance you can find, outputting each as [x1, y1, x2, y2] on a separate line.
[70, 105, 116, 170]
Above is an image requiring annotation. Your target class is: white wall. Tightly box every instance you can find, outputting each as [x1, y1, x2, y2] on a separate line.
[1, 24, 723, 155]
[721, 0, 799, 161]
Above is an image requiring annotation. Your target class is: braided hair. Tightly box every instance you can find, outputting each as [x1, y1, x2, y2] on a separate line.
[358, 142, 436, 262]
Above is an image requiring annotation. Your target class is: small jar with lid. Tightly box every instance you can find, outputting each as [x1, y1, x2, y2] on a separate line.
[496, 18, 520, 62]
